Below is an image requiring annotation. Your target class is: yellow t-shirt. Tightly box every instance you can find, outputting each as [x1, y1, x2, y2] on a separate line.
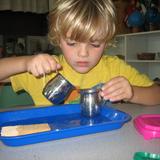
[11, 55, 153, 106]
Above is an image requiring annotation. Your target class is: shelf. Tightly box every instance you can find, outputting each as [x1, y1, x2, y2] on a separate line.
[107, 30, 160, 79]
[118, 30, 160, 37]
[127, 60, 160, 63]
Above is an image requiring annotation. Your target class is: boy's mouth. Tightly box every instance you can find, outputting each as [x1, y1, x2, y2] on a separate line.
[76, 61, 89, 67]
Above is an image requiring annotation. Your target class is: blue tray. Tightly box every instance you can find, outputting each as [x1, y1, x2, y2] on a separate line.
[0, 104, 131, 146]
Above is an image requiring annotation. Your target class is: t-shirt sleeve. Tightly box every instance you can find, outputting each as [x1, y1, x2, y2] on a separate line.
[10, 72, 31, 92]
[103, 56, 154, 87]
[118, 58, 154, 87]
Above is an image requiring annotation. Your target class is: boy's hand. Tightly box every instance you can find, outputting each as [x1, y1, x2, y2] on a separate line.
[26, 54, 61, 77]
[100, 76, 133, 102]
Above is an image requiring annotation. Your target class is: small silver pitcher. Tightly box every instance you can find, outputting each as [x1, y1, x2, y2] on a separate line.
[80, 87, 102, 118]
[43, 73, 75, 104]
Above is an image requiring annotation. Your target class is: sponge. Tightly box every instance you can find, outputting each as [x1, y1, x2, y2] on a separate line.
[1, 123, 51, 137]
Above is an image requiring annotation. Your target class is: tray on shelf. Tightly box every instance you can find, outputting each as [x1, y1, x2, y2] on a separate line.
[0, 104, 131, 146]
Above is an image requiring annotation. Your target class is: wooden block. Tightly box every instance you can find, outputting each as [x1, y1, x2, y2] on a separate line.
[1, 123, 51, 137]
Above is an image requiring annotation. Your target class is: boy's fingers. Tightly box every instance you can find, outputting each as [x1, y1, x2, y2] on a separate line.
[47, 57, 62, 72]
[103, 88, 123, 100]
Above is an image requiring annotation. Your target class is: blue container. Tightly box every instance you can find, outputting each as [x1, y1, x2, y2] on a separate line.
[0, 104, 131, 146]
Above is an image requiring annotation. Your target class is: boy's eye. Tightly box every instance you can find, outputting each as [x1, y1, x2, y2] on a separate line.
[66, 39, 77, 46]
[67, 42, 76, 46]
[91, 43, 101, 48]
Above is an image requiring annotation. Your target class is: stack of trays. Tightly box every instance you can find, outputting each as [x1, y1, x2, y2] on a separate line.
[134, 114, 160, 140]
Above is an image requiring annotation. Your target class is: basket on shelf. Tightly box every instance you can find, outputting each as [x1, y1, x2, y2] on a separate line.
[137, 53, 155, 60]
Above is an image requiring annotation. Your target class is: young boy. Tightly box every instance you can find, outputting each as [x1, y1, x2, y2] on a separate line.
[0, 0, 160, 106]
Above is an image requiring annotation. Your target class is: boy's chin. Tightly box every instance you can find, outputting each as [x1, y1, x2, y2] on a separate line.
[74, 67, 91, 74]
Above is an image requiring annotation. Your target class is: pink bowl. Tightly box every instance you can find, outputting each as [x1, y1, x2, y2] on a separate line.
[134, 114, 160, 140]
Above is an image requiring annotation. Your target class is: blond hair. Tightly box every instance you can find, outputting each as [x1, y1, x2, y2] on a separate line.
[48, 0, 116, 46]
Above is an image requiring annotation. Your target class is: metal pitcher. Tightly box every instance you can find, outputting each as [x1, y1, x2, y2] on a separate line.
[80, 87, 102, 118]
[43, 73, 75, 104]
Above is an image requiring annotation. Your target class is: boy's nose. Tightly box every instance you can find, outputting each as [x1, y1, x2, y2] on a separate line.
[77, 45, 89, 57]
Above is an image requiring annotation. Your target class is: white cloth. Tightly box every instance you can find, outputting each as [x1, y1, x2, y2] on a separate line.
[0, 0, 49, 13]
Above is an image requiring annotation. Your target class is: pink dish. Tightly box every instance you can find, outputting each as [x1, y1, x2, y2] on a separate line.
[134, 114, 160, 140]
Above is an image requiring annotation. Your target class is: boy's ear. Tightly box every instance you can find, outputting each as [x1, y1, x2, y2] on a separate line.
[58, 38, 62, 48]
[104, 42, 108, 48]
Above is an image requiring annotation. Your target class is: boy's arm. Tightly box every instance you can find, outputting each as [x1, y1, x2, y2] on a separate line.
[130, 84, 160, 106]
[101, 76, 160, 106]
[0, 54, 61, 82]
[0, 56, 31, 81]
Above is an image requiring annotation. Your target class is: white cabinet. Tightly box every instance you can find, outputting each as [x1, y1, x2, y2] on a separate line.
[106, 30, 160, 80]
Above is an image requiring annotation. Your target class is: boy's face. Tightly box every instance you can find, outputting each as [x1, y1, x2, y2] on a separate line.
[59, 35, 106, 74]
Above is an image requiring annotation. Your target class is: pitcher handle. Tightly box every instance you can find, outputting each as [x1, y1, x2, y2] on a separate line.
[92, 83, 112, 107]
